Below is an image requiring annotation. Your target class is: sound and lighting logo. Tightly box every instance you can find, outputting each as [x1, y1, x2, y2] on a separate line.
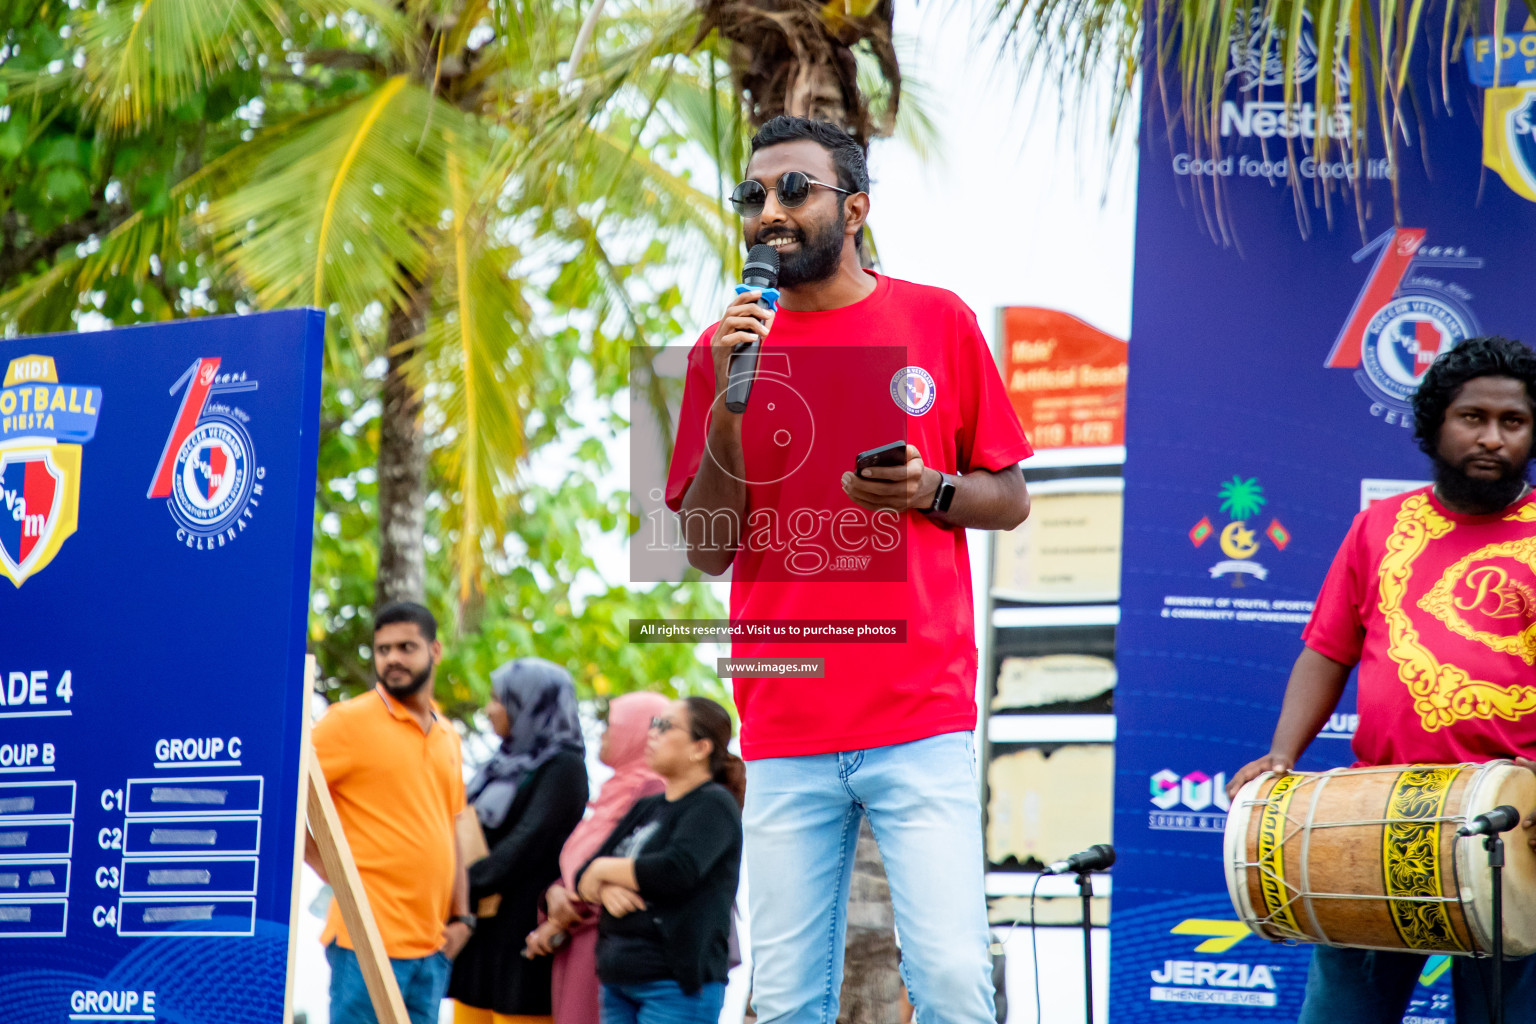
[1325, 227, 1481, 427]
[147, 357, 264, 550]
[0, 355, 101, 586]
[1149, 768, 1231, 832]
[1189, 476, 1290, 586]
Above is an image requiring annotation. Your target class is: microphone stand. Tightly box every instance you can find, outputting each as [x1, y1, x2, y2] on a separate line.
[1077, 870, 1094, 1024]
[1486, 833, 1505, 1024]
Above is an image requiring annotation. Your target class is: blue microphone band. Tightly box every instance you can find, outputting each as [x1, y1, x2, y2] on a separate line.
[734, 283, 780, 311]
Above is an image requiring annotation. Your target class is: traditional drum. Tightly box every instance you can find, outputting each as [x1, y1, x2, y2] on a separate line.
[1225, 761, 1536, 955]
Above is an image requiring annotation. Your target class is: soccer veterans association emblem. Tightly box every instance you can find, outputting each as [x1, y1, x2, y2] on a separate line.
[147, 357, 264, 549]
[1325, 227, 1479, 426]
[0, 354, 102, 586]
[890, 366, 936, 416]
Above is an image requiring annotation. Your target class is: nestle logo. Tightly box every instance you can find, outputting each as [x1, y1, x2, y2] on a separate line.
[1219, 100, 1352, 140]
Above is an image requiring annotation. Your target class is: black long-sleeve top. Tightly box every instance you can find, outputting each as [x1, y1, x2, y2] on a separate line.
[585, 781, 742, 994]
[448, 750, 588, 1014]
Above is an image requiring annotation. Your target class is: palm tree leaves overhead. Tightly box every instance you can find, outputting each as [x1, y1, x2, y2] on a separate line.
[0, 0, 753, 605]
[990, 0, 1536, 205]
[208, 79, 463, 331]
[427, 140, 540, 600]
[71, 0, 404, 134]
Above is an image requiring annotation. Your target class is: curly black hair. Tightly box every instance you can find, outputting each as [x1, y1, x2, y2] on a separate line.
[1412, 336, 1536, 456]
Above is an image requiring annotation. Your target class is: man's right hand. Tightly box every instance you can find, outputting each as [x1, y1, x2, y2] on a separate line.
[1226, 753, 1293, 801]
[709, 291, 774, 399]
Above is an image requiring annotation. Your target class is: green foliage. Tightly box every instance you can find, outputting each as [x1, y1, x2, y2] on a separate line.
[0, 0, 739, 718]
[309, 350, 727, 715]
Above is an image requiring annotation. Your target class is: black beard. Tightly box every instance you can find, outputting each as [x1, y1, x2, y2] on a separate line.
[1432, 453, 1529, 514]
[380, 658, 433, 701]
[762, 208, 846, 288]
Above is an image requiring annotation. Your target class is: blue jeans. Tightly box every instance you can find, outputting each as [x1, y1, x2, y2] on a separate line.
[327, 942, 451, 1024]
[744, 730, 995, 1024]
[1298, 945, 1536, 1024]
[600, 980, 726, 1024]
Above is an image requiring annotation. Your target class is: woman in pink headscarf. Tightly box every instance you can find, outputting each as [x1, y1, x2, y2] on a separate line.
[524, 691, 671, 1024]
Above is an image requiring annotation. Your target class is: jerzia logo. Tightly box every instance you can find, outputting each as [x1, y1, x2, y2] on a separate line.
[0, 355, 101, 586]
[1326, 227, 1481, 426]
[148, 357, 264, 550]
[1484, 87, 1536, 203]
[1189, 476, 1289, 585]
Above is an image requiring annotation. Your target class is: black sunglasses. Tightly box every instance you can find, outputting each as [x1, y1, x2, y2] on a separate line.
[650, 716, 677, 734]
[729, 171, 855, 217]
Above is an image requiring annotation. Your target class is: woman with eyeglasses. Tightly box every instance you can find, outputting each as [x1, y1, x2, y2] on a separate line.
[448, 659, 589, 1024]
[576, 697, 745, 1024]
[521, 690, 671, 1024]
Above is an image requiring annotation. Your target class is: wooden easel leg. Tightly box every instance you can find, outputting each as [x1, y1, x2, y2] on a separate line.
[306, 742, 413, 1024]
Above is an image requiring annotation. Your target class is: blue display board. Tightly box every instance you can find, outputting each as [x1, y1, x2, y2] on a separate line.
[0, 310, 323, 1023]
[1111, 11, 1536, 1024]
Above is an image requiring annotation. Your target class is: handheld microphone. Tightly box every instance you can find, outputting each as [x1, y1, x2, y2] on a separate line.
[1042, 843, 1116, 875]
[724, 243, 780, 413]
[1457, 805, 1523, 837]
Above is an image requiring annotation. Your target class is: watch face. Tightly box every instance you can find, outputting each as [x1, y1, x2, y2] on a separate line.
[933, 475, 955, 512]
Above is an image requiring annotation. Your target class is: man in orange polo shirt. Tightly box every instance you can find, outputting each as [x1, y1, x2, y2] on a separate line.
[308, 601, 473, 1024]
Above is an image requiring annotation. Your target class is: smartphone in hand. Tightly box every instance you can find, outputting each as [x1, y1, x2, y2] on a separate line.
[855, 441, 907, 478]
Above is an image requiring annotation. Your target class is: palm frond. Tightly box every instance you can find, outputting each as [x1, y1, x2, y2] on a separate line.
[206, 79, 465, 346]
[430, 142, 539, 601]
[72, 0, 405, 133]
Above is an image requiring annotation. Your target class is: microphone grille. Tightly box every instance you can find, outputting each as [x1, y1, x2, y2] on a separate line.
[744, 243, 780, 282]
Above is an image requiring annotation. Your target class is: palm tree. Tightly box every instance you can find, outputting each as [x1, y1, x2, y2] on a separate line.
[0, 0, 736, 617]
[698, 0, 902, 145]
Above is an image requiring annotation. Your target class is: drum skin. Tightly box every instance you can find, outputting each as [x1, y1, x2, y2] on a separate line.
[1225, 762, 1536, 956]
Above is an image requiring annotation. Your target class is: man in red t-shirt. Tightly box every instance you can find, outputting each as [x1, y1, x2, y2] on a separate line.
[664, 116, 1032, 1024]
[1226, 337, 1536, 1024]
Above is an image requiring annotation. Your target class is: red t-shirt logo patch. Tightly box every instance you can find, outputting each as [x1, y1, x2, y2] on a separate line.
[1419, 541, 1536, 665]
[890, 366, 936, 416]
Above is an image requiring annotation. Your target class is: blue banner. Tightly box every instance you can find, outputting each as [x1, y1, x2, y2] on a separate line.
[1464, 33, 1536, 87]
[1113, 10, 1536, 1024]
[0, 311, 322, 1023]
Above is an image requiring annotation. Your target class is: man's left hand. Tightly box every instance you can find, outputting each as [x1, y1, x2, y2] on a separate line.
[842, 445, 937, 513]
[442, 920, 473, 960]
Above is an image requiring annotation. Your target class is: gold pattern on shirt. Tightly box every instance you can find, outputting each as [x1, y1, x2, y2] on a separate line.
[1504, 502, 1536, 523]
[1380, 495, 1536, 731]
[1420, 542, 1536, 664]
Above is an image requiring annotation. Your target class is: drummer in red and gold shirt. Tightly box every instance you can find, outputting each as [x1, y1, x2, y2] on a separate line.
[1227, 336, 1536, 1024]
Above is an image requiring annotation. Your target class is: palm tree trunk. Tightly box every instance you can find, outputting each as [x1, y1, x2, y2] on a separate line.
[839, 818, 910, 1024]
[375, 283, 430, 609]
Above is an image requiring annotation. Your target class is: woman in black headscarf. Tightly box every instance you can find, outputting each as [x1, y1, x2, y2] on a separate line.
[449, 658, 589, 1024]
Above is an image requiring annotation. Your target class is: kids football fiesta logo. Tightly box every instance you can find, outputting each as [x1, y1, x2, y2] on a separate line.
[147, 357, 264, 550]
[0, 355, 101, 586]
